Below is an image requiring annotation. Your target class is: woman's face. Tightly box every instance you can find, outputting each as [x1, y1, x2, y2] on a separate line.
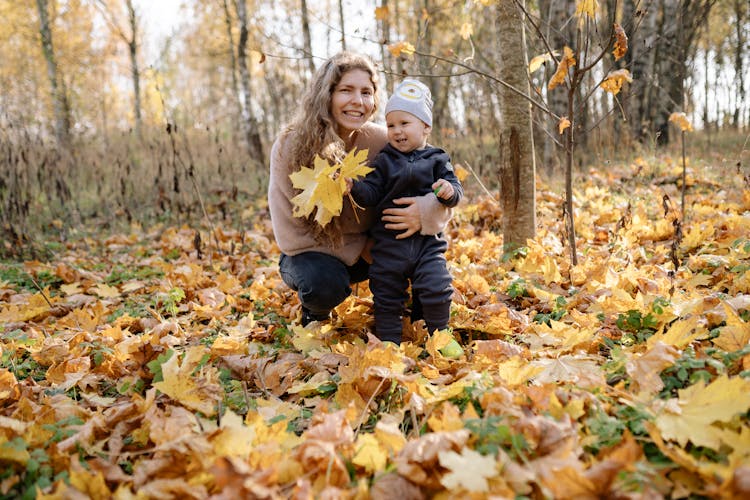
[331, 69, 375, 137]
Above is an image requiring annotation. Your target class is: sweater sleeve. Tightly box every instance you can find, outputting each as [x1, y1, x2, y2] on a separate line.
[267, 136, 316, 255]
[417, 194, 453, 236]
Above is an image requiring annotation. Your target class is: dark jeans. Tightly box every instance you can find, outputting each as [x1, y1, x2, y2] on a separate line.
[279, 252, 369, 317]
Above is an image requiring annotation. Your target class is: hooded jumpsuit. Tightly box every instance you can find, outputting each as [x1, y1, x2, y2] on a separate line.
[351, 143, 463, 343]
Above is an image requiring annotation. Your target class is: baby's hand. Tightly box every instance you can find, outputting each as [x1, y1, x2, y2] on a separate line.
[432, 179, 454, 200]
[344, 178, 353, 195]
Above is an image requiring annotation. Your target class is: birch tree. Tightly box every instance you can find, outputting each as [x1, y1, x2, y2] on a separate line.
[95, 0, 142, 136]
[36, 0, 71, 146]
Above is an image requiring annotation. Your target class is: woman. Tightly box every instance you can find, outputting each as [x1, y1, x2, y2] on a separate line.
[268, 52, 451, 325]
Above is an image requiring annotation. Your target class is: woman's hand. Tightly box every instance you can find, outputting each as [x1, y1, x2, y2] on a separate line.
[382, 197, 421, 239]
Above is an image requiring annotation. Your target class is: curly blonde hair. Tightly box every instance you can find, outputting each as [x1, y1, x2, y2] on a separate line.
[282, 51, 380, 173]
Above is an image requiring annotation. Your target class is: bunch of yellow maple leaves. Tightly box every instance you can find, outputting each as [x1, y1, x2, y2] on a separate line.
[1, 155, 749, 498]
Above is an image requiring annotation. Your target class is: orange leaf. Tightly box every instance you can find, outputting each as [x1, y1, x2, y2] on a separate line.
[600, 68, 632, 95]
[374, 6, 389, 20]
[548, 46, 575, 90]
[575, 0, 599, 18]
[669, 111, 694, 132]
[388, 41, 415, 58]
[558, 116, 571, 134]
[613, 23, 628, 60]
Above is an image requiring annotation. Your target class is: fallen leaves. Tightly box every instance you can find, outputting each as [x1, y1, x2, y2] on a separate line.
[1, 155, 749, 498]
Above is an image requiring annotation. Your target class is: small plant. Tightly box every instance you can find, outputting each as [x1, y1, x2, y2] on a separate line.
[464, 416, 528, 460]
[659, 345, 750, 398]
[506, 278, 528, 300]
[501, 244, 528, 262]
[155, 287, 185, 316]
[615, 310, 658, 344]
[534, 296, 568, 325]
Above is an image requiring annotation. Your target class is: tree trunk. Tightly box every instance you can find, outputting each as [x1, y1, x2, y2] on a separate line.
[338, 0, 346, 50]
[497, 0, 536, 249]
[300, 0, 315, 77]
[125, 0, 141, 137]
[732, 0, 746, 128]
[36, 0, 71, 147]
[222, 0, 242, 144]
[539, 0, 576, 177]
[622, 0, 657, 141]
[235, 0, 266, 167]
[634, 0, 713, 145]
[378, 0, 393, 93]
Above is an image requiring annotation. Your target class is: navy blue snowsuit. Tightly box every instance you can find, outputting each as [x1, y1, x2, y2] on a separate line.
[350, 143, 463, 343]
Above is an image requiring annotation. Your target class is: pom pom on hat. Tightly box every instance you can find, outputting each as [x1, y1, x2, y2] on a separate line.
[385, 79, 433, 126]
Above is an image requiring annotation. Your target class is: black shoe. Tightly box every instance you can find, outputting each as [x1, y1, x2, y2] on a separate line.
[301, 307, 330, 326]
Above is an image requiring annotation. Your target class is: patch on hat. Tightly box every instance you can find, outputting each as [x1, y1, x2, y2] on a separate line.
[395, 81, 426, 101]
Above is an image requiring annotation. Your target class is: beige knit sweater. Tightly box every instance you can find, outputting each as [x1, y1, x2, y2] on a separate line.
[268, 122, 451, 266]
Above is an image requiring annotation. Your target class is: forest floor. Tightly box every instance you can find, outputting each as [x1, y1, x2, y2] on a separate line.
[1, 151, 750, 498]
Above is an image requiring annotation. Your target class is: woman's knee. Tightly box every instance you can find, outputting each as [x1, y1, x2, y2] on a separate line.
[297, 271, 351, 312]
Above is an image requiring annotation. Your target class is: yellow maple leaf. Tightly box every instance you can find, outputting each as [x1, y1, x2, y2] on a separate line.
[548, 46, 575, 90]
[626, 342, 680, 396]
[647, 315, 707, 349]
[438, 447, 497, 492]
[460, 22, 473, 40]
[0, 435, 30, 463]
[711, 302, 750, 351]
[91, 282, 120, 298]
[496, 356, 544, 386]
[68, 463, 112, 499]
[654, 374, 750, 449]
[287, 371, 332, 396]
[558, 116, 571, 135]
[338, 148, 372, 180]
[528, 51, 558, 73]
[60, 282, 82, 296]
[575, 0, 599, 18]
[289, 149, 372, 227]
[0, 369, 20, 402]
[153, 346, 220, 416]
[352, 433, 388, 473]
[388, 41, 416, 58]
[212, 409, 256, 458]
[289, 155, 340, 227]
[600, 69, 632, 95]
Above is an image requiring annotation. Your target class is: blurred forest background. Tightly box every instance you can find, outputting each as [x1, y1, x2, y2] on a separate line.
[1, 0, 748, 258]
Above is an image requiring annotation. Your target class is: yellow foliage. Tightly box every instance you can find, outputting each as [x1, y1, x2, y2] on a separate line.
[600, 69, 632, 95]
[654, 375, 750, 449]
[576, 0, 599, 18]
[388, 41, 416, 58]
[548, 46, 576, 90]
[669, 112, 694, 132]
[290, 148, 372, 227]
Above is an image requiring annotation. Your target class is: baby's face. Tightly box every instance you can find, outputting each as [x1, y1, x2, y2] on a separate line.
[385, 110, 431, 153]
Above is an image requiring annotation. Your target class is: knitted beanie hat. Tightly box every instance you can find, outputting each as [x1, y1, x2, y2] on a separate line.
[385, 79, 433, 126]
